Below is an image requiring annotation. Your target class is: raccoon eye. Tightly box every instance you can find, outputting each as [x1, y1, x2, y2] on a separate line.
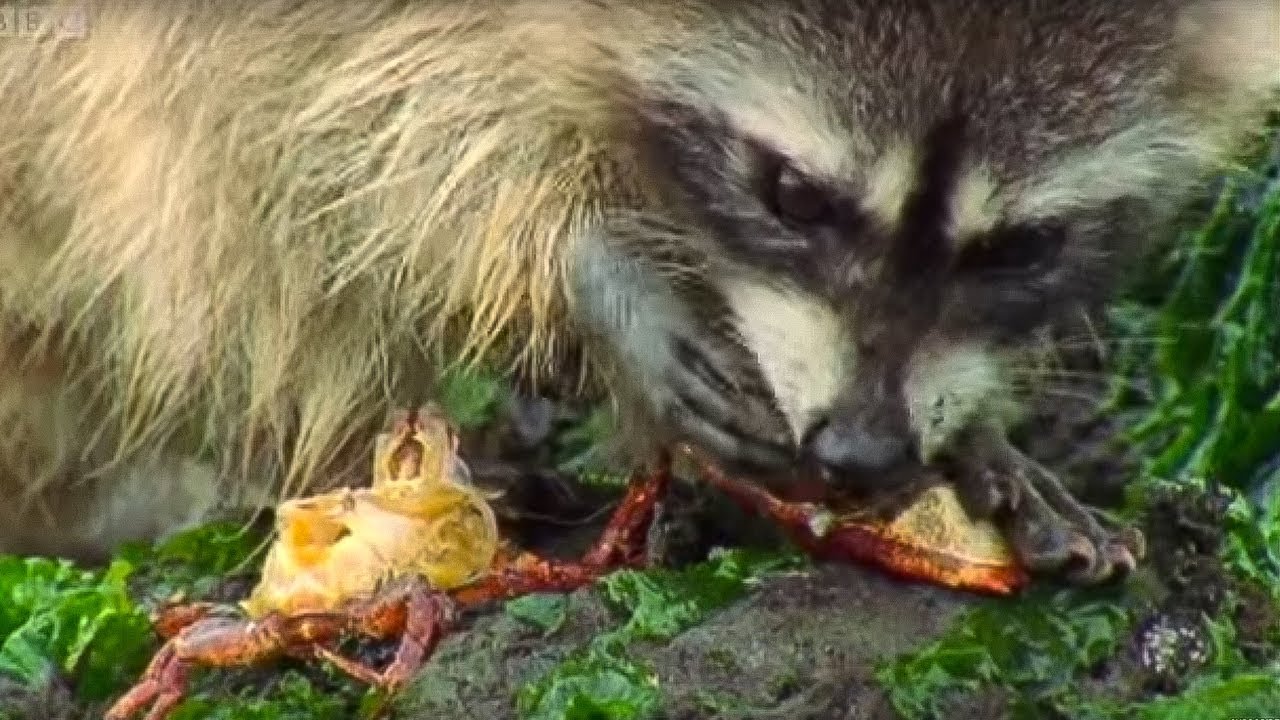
[767, 162, 833, 224]
[956, 223, 1066, 276]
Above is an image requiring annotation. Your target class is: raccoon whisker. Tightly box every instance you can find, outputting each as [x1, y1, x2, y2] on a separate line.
[1006, 367, 1142, 383]
[1013, 386, 1116, 406]
[1044, 336, 1182, 351]
[1059, 318, 1230, 336]
[1006, 370, 1154, 396]
[1070, 303, 1108, 357]
[1010, 377, 1154, 405]
[1003, 361, 1157, 384]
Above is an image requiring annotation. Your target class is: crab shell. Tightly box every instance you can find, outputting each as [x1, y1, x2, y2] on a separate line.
[748, 456, 1020, 581]
[860, 479, 1018, 579]
[240, 460, 500, 618]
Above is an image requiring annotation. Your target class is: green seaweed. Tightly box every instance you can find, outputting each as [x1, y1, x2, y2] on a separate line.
[507, 593, 572, 638]
[0, 520, 268, 705]
[435, 363, 510, 430]
[875, 588, 1131, 719]
[0, 556, 151, 703]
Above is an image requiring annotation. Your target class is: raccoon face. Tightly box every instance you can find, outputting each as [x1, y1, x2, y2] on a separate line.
[627, 0, 1280, 478]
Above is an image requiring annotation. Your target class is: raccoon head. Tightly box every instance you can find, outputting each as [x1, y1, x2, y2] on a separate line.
[622, 0, 1280, 479]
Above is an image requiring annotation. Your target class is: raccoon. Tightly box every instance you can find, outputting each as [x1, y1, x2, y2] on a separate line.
[0, 0, 1276, 579]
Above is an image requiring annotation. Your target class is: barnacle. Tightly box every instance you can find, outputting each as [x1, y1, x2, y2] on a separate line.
[1133, 610, 1211, 689]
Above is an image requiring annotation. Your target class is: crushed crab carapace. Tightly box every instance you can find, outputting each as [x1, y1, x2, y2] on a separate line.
[240, 405, 501, 619]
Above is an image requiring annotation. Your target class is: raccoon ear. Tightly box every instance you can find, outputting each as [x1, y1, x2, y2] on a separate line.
[1171, 0, 1280, 113]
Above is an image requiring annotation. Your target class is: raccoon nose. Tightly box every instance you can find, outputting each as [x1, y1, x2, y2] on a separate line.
[805, 419, 909, 475]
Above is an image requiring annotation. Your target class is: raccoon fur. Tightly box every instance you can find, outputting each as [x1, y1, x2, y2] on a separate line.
[0, 0, 1277, 571]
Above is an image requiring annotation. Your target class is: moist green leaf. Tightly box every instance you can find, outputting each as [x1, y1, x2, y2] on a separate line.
[517, 643, 661, 720]
[507, 593, 571, 637]
[600, 548, 807, 641]
[875, 589, 1131, 718]
[0, 556, 153, 701]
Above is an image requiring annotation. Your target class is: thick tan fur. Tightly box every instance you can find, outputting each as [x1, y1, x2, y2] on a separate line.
[0, 0, 663, 556]
[0, 0, 1277, 559]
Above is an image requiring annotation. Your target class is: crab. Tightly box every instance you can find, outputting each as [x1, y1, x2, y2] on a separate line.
[105, 405, 668, 720]
[107, 406, 1030, 720]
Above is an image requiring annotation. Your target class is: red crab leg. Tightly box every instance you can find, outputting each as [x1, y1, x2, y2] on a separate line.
[103, 644, 191, 720]
[105, 602, 235, 720]
[314, 578, 457, 690]
[676, 444, 1028, 596]
[451, 459, 672, 606]
[300, 464, 674, 698]
[151, 602, 220, 640]
[294, 462, 674, 689]
[581, 454, 671, 568]
[451, 553, 613, 606]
